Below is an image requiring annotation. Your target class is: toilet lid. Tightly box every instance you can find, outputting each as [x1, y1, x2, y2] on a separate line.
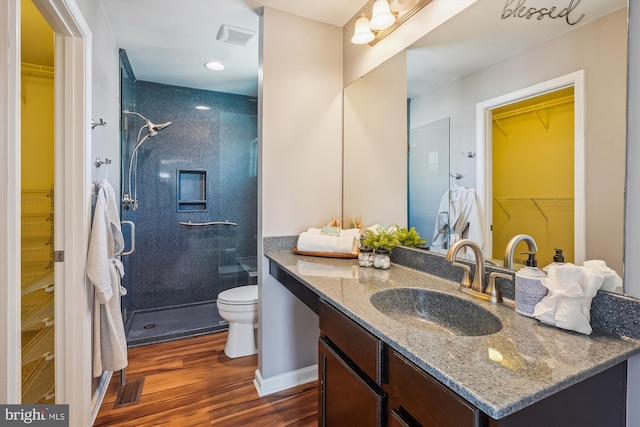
[218, 285, 258, 305]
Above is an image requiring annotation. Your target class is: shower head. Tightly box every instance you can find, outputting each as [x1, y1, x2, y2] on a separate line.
[123, 110, 173, 137]
[145, 119, 173, 137]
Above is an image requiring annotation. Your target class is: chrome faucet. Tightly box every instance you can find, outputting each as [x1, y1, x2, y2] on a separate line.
[446, 239, 508, 304]
[504, 234, 538, 269]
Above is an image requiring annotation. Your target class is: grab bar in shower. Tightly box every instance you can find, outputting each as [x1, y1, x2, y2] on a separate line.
[179, 220, 238, 227]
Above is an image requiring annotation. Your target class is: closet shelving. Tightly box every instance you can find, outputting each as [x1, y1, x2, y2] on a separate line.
[493, 197, 574, 221]
[21, 187, 55, 404]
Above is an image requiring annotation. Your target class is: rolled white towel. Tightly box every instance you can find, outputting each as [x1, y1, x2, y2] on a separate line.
[582, 260, 622, 292]
[533, 263, 604, 335]
[340, 228, 361, 237]
[296, 232, 358, 254]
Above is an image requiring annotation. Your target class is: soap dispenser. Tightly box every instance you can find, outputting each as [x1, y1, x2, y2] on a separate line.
[542, 248, 565, 272]
[515, 252, 547, 317]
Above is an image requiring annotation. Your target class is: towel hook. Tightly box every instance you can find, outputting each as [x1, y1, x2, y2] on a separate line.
[95, 157, 112, 168]
[92, 118, 107, 129]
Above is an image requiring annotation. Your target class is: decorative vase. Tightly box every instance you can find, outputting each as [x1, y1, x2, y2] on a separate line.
[373, 250, 391, 270]
[358, 248, 374, 268]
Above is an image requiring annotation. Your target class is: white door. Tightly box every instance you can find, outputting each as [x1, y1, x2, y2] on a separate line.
[0, 0, 93, 425]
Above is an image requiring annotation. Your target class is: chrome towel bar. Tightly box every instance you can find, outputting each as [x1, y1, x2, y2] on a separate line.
[179, 220, 237, 227]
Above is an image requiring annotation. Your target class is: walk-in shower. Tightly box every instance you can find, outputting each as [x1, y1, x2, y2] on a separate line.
[121, 110, 173, 211]
[119, 52, 258, 347]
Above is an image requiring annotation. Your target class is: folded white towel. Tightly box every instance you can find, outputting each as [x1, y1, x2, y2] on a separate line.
[533, 263, 604, 335]
[297, 260, 358, 278]
[297, 232, 358, 254]
[340, 228, 361, 237]
[582, 260, 622, 292]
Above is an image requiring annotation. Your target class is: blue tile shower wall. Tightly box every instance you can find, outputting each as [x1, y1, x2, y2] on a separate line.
[121, 80, 257, 311]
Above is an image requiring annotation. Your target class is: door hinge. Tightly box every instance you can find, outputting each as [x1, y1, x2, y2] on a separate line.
[54, 251, 64, 262]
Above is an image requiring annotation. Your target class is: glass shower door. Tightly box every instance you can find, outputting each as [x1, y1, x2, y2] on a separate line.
[408, 117, 450, 247]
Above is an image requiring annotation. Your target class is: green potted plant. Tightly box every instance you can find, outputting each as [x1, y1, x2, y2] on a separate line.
[361, 226, 399, 252]
[395, 226, 427, 248]
[361, 226, 400, 270]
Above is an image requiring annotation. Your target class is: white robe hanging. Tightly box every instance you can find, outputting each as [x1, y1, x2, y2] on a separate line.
[432, 186, 485, 253]
[87, 180, 128, 377]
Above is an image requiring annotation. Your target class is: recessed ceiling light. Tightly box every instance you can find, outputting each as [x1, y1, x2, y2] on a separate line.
[195, 105, 210, 111]
[204, 61, 225, 71]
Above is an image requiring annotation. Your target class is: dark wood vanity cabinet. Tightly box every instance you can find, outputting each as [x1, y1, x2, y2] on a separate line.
[318, 300, 386, 426]
[487, 360, 627, 427]
[317, 296, 627, 427]
[385, 350, 483, 427]
[318, 338, 385, 426]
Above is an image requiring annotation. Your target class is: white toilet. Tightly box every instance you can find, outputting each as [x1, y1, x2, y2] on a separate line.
[216, 285, 258, 358]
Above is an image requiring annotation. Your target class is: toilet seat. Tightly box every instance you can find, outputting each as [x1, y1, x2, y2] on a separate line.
[218, 285, 258, 305]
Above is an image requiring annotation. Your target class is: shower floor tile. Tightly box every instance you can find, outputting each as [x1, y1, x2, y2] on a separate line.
[126, 301, 227, 347]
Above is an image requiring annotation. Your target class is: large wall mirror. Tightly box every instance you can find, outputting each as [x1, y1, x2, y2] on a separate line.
[343, 0, 627, 294]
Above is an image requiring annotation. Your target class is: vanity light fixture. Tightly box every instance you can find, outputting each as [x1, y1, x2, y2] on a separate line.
[370, 0, 396, 30]
[351, 0, 432, 46]
[204, 61, 225, 71]
[351, 12, 375, 44]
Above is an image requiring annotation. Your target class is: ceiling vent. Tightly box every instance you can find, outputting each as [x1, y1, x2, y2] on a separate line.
[216, 24, 257, 47]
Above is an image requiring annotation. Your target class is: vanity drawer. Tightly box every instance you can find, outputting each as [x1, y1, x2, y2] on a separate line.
[319, 299, 384, 384]
[387, 350, 481, 427]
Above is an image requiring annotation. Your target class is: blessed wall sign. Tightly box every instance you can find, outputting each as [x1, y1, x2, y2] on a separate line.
[501, 0, 586, 25]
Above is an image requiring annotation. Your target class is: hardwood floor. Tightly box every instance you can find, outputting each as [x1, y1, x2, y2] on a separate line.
[94, 332, 318, 426]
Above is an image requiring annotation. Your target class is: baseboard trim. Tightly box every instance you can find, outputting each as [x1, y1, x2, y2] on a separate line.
[253, 364, 318, 397]
[90, 370, 112, 424]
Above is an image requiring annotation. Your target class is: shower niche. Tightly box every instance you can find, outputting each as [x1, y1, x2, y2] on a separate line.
[177, 169, 206, 211]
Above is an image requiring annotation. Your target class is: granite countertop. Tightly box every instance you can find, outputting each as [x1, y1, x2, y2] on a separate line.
[266, 250, 640, 420]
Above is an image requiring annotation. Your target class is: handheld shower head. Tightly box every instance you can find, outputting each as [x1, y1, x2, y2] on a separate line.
[121, 110, 174, 210]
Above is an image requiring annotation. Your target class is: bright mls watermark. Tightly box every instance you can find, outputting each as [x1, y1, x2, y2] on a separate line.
[0, 405, 68, 426]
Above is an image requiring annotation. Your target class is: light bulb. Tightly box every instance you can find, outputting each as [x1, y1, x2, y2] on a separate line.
[370, 0, 396, 31]
[351, 15, 375, 44]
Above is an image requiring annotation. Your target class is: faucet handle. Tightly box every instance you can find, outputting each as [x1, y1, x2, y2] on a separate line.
[452, 262, 472, 289]
[486, 272, 511, 304]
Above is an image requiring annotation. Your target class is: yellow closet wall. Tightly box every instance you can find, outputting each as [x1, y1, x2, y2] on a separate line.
[492, 88, 574, 267]
[21, 69, 54, 189]
[21, 0, 56, 404]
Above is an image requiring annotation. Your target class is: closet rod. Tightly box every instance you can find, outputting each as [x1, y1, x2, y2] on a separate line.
[492, 95, 574, 121]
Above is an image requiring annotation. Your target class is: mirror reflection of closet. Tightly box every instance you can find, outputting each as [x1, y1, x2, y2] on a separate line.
[491, 88, 575, 268]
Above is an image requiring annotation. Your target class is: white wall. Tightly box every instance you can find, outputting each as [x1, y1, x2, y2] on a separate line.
[409, 9, 627, 273]
[66, 0, 120, 422]
[343, 51, 407, 227]
[257, 7, 343, 392]
[76, 0, 120, 194]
